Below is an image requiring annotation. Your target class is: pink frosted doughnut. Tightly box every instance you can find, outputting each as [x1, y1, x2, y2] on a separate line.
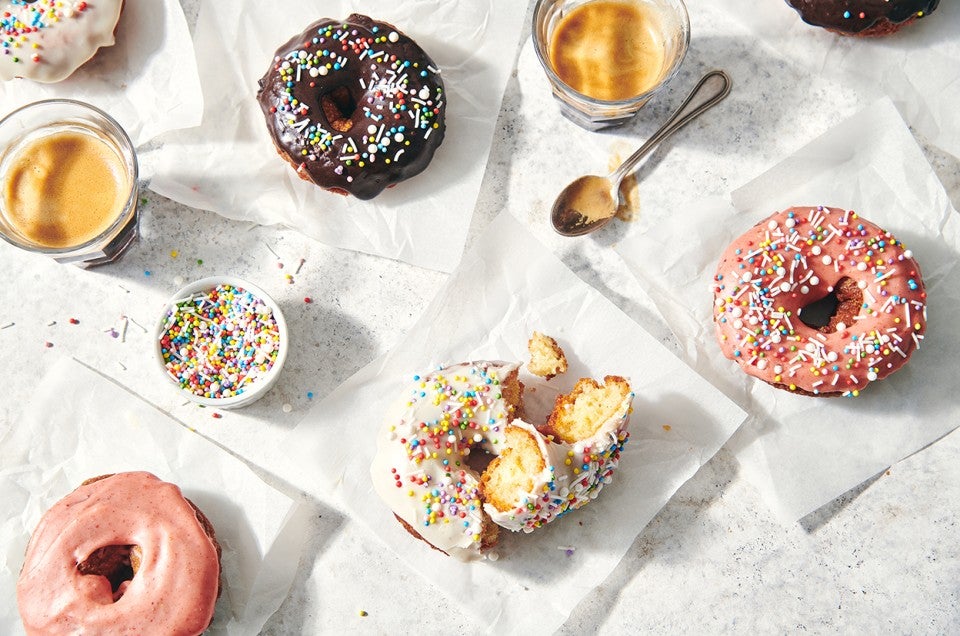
[16, 472, 220, 635]
[712, 206, 927, 397]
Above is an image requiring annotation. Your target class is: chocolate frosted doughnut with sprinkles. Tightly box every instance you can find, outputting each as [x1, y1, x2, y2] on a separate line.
[783, 0, 939, 36]
[256, 14, 445, 200]
[712, 206, 927, 397]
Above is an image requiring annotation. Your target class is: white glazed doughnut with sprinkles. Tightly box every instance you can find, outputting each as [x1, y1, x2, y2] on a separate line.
[712, 206, 927, 397]
[0, 0, 124, 83]
[256, 14, 445, 200]
[370, 361, 633, 560]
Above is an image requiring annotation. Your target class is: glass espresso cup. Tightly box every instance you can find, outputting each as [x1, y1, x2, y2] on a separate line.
[533, 0, 690, 130]
[0, 99, 139, 267]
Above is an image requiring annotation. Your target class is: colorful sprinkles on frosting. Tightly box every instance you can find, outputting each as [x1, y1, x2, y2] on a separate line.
[1, 0, 89, 65]
[713, 206, 926, 397]
[158, 284, 281, 400]
[385, 364, 512, 546]
[786, 0, 936, 33]
[268, 20, 443, 181]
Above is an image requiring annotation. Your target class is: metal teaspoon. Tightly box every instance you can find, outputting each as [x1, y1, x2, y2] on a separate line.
[550, 69, 732, 237]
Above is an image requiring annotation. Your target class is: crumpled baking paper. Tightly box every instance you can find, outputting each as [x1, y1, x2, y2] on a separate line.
[261, 211, 748, 632]
[725, 0, 960, 160]
[0, 0, 203, 148]
[616, 97, 960, 523]
[0, 357, 310, 636]
[142, 0, 526, 272]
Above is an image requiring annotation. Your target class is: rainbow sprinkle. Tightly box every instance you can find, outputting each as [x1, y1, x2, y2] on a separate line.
[158, 284, 281, 400]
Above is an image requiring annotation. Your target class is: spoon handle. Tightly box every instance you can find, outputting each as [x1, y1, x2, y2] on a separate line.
[611, 70, 732, 185]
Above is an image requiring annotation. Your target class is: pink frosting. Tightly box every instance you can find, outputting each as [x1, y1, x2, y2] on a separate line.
[712, 206, 927, 396]
[17, 472, 220, 635]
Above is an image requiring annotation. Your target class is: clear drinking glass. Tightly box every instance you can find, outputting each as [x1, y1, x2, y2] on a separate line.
[0, 99, 139, 267]
[533, 0, 691, 130]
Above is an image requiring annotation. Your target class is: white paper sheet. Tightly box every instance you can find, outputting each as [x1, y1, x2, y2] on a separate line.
[262, 211, 748, 632]
[142, 0, 526, 272]
[0, 358, 309, 636]
[725, 0, 960, 161]
[0, 0, 202, 148]
[617, 97, 960, 522]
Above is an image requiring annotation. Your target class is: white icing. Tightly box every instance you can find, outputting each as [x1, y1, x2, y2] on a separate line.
[0, 0, 124, 83]
[371, 361, 518, 559]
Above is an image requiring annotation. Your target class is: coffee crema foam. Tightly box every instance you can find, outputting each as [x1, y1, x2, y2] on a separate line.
[549, 0, 668, 101]
[2, 128, 129, 249]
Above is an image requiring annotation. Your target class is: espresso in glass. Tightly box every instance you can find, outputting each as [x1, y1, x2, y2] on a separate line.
[549, 0, 668, 102]
[533, 0, 690, 130]
[0, 100, 138, 266]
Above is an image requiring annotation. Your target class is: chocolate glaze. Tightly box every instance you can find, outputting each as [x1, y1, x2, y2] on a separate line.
[257, 14, 445, 200]
[784, 0, 939, 34]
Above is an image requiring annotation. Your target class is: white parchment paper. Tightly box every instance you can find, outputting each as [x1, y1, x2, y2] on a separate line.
[0, 0, 202, 148]
[617, 97, 960, 523]
[262, 211, 748, 632]
[0, 358, 310, 635]
[726, 0, 960, 160]
[143, 0, 526, 272]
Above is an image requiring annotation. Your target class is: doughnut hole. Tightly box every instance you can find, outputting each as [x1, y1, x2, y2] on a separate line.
[77, 544, 142, 602]
[481, 426, 546, 513]
[798, 277, 863, 333]
[320, 86, 357, 132]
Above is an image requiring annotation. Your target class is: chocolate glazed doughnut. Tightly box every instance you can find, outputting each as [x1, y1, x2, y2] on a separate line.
[257, 14, 446, 200]
[784, 0, 939, 36]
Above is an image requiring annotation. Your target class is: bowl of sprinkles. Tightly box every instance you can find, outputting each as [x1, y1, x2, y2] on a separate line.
[155, 276, 288, 409]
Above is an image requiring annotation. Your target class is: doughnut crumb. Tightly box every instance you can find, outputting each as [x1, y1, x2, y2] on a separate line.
[527, 331, 568, 380]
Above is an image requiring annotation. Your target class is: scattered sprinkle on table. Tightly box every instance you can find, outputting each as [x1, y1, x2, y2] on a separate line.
[158, 283, 281, 399]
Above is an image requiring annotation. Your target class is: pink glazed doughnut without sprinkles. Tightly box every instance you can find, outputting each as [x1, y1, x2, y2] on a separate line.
[712, 206, 927, 397]
[16, 472, 221, 636]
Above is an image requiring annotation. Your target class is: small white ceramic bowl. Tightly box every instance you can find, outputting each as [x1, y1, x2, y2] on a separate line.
[154, 276, 288, 409]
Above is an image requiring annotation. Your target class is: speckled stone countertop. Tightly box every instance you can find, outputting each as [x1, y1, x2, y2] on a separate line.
[2, 0, 958, 633]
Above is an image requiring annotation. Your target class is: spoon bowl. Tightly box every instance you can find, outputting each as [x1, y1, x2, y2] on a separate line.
[551, 175, 619, 236]
[551, 70, 732, 237]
